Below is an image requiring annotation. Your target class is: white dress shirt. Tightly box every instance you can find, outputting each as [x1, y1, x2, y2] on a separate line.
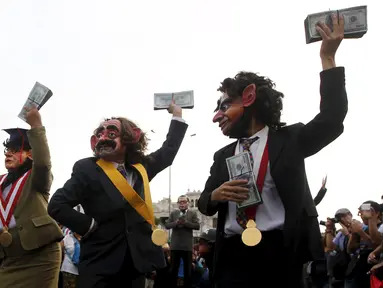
[61, 230, 79, 275]
[224, 126, 285, 235]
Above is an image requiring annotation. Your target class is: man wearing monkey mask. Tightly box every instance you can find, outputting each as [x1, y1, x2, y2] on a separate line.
[48, 103, 188, 288]
[198, 14, 348, 287]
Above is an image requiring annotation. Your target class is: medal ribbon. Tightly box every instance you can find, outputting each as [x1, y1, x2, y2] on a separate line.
[245, 141, 269, 220]
[0, 171, 31, 227]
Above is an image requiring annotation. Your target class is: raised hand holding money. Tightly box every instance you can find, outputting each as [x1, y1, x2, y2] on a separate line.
[167, 98, 182, 117]
[24, 105, 42, 128]
[316, 13, 344, 70]
[304, 6, 367, 44]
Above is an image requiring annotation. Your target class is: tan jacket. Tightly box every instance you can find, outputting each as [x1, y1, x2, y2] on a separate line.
[1, 127, 63, 254]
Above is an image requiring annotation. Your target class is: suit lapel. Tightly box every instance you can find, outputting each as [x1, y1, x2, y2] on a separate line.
[218, 142, 237, 218]
[126, 165, 144, 198]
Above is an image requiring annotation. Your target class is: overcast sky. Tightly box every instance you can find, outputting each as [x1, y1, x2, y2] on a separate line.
[0, 0, 381, 224]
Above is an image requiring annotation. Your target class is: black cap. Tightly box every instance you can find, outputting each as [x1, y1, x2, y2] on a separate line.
[3, 128, 30, 150]
[199, 229, 216, 243]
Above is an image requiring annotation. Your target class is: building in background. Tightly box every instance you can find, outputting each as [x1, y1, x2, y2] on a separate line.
[153, 189, 218, 238]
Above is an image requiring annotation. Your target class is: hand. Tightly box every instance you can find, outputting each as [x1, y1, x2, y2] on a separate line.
[339, 223, 350, 236]
[321, 175, 327, 189]
[24, 105, 43, 128]
[168, 101, 182, 118]
[177, 219, 185, 225]
[370, 207, 379, 221]
[362, 209, 372, 220]
[325, 218, 335, 231]
[370, 262, 383, 273]
[211, 179, 249, 203]
[316, 13, 344, 60]
[368, 252, 379, 264]
[350, 219, 363, 234]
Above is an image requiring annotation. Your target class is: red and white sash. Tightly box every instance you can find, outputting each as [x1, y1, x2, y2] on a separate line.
[0, 171, 31, 228]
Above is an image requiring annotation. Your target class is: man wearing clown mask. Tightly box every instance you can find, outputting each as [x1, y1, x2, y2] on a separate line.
[198, 14, 348, 288]
[48, 103, 188, 288]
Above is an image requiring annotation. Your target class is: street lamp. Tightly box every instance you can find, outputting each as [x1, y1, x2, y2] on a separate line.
[149, 131, 196, 216]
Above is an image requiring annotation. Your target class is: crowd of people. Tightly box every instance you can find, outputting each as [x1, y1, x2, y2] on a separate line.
[304, 199, 383, 288]
[0, 12, 372, 288]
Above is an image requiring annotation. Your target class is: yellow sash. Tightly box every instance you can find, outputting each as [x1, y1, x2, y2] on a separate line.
[96, 159, 155, 228]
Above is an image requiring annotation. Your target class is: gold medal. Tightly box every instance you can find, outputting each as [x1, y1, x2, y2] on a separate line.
[0, 227, 13, 247]
[151, 228, 168, 246]
[241, 219, 262, 247]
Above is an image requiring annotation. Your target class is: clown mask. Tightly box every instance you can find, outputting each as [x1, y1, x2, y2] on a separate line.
[91, 119, 125, 160]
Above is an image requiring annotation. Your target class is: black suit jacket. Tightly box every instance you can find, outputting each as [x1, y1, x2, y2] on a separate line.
[48, 119, 188, 277]
[198, 67, 348, 272]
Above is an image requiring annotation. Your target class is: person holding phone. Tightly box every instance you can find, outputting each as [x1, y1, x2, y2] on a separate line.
[345, 201, 383, 287]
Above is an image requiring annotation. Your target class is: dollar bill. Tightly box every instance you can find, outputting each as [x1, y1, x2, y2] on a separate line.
[233, 172, 263, 209]
[304, 5, 367, 44]
[226, 152, 253, 179]
[18, 82, 53, 121]
[154, 90, 194, 110]
[226, 152, 262, 209]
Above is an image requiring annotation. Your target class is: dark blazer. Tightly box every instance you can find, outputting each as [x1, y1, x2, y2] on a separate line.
[165, 209, 200, 251]
[48, 120, 188, 279]
[198, 67, 348, 273]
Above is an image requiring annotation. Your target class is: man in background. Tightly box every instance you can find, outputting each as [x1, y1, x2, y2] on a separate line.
[165, 195, 200, 288]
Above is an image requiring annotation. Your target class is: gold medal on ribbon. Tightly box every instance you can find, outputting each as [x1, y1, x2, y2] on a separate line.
[241, 219, 262, 247]
[0, 227, 13, 247]
[151, 228, 168, 246]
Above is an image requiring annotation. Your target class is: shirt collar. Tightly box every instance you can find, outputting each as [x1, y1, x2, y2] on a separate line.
[240, 125, 269, 142]
[112, 162, 125, 169]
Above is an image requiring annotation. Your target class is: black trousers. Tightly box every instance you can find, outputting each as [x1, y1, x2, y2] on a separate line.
[77, 248, 145, 288]
[215, 230, 304, 288]
[170, 250, 192, 288]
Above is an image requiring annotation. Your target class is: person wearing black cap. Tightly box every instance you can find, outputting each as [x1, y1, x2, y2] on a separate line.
[0, 107, 63, 288]
[198, 229, 216, 288]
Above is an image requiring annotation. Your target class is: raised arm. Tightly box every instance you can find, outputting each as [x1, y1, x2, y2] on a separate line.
[48, 160, 95, 237]
[146, 105, 188, 180]
[27, 126, 53, 196]
[298, 14, 348, 158]
[314, 176, 327, 206]
[23, 107, 52, 197]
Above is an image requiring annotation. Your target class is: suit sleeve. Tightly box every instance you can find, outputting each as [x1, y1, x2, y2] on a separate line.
[185, 211, 200, 230]
[198, 151, 222, 216]
[146, 119, 188, 180]
[164, 211, 177, 229]
[313, 187, 327, 206]
[27, 126, 53, 197]
[298, 67, 348, 158]
[48, 161, 93, 236]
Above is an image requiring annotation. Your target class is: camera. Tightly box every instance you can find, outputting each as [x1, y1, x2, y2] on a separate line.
[319, 218, 337, 226]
